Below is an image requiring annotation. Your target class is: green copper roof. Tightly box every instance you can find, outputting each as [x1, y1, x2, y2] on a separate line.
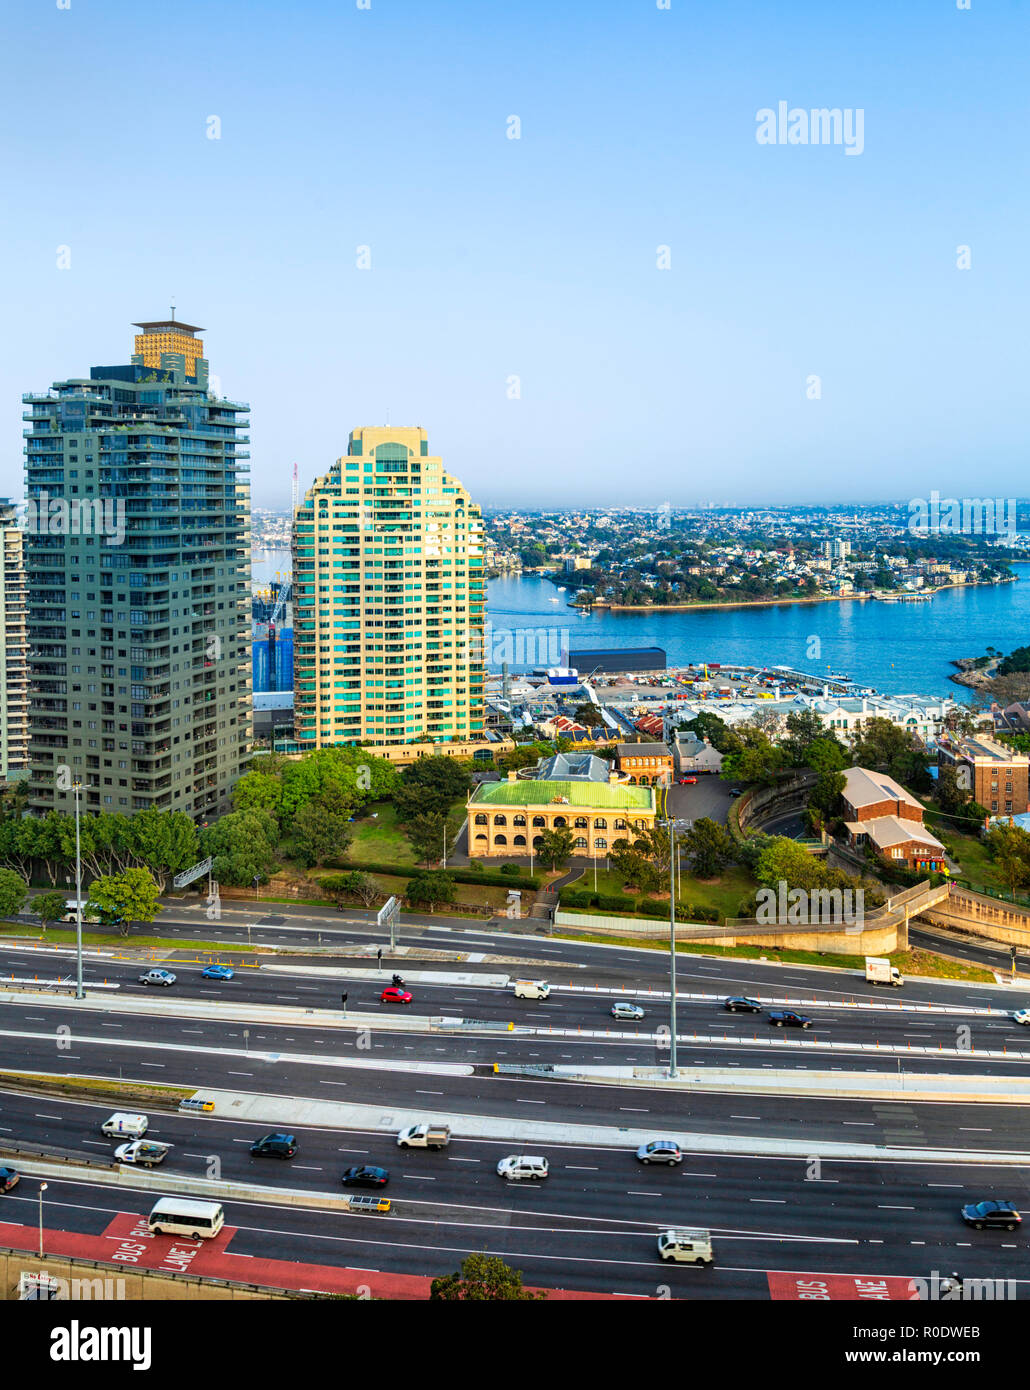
[470, 780, 654, 810]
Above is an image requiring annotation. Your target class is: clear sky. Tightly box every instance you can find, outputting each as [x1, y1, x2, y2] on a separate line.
[1, 0, 1025, 509]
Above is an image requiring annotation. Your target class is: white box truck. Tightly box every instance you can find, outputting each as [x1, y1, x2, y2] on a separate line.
[865, 956, 904, 987]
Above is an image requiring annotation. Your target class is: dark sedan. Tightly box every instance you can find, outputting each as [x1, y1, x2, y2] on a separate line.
[341, 1165, 389, 1188]
[961, 1200, 1021, 1232]
[724, 996, 762, 1013]
[768, 1010, 812, 1028]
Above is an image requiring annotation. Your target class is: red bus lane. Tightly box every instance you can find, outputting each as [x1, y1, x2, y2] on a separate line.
[768, 1272, 920, 1301]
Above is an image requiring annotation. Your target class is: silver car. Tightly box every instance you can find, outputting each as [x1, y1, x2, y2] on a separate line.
[636, 1139, 683, 1165]
[611, 1002, 645, 1020]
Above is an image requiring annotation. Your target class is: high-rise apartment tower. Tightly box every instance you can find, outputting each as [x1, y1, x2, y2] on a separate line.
[293, 427, 485, 748]
[22, 319, 252, 819]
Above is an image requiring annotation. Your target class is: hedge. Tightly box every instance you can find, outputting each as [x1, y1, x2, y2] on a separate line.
[559, 888, 721, 924]
[323, 857, 539, 891]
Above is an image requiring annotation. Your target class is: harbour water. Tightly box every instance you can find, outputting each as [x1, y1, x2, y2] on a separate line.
[251, 550, 1030, 700]
[486, 568, 1030, 698]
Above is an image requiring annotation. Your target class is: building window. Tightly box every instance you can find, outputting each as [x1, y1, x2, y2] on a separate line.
[532, 815, 545, 827]
[513, 814, 526, 826]
[494, 833, 507, 845]
[493, 814, 507, 826]
[474, 813, 487, 825]
[513, 834, 526, 846]
[594, 837, 607, 850]
[593, 818, 607, 829]
[574, 816, 588, 828]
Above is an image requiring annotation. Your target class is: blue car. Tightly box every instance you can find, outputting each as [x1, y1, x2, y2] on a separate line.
[201, 964, 234, 981]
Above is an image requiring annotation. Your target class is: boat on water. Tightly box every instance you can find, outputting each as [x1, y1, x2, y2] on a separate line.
[556, 585, 566, 592]
[548, 595, 560, 603]
[544, 667, 579, 686]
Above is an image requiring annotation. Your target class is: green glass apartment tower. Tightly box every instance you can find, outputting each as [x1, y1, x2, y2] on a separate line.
[293, 427, 485, 749]
[22, 319, 252, 820]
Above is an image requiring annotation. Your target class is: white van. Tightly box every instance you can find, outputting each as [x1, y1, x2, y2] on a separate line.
[100, 1113, 148, 1139]
[512, 980, 550, 1000]
[657, 1228, 713, 1265]
[497, 1155, 549, 1181]
[147, 1198, 225, 1239]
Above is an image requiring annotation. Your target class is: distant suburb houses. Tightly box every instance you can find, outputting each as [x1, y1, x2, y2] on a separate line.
[841, 766, 946, 872]
[467, 752, 656, 858]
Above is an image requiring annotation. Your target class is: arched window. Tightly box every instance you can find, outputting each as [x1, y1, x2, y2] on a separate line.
[474, 833, 488, 842]
[614, 818, 627, 830]
[494, 833, 507, 845]
[474, 813, 487, 825]
[574, 836, 587, 849]
[593, 817, 607, 830]
[493, 814, 507, 826]
[513, 814, 526, 826]
[574, 817, 588, 829]
[532, 834, 544, 848]
[532, 815, 546, 827]
[627, 775, 636, 784]
[513, 834, 526, 846]
[594, 837, 607, 850]
[553, 815, 567, 827]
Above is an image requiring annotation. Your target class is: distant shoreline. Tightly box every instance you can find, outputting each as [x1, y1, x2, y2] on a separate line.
[569, 577, 1014, 614]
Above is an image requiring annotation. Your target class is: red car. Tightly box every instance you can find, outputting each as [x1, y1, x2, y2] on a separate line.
[679, 776, 697, 785]
[380, 986, 412, 1004]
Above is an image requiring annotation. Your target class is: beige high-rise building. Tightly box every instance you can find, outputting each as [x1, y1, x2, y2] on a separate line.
[0, 500, 29, 782]
[293, 427, 485, 749]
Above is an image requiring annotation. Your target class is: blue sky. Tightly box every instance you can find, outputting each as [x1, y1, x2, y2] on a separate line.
[1, 0, 1025, 508]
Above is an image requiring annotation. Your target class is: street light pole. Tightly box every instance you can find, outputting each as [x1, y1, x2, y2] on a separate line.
[38, 1181, 48, 1258]
[73, 781, 84, 1000]
[667, 819, 677, 1079]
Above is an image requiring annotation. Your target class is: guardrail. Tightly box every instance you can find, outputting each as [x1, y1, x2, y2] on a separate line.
[0, 1142, 116, 1171]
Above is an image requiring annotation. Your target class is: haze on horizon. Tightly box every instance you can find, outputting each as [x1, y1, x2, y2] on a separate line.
[1, 0, 1025, 512]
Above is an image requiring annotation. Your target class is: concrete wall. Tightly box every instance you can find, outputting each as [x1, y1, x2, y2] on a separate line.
[737, 772, 818, 835]
[1, 1250, 292, 1301]
[924, 885, 1030, 948]
[553, 909, 897, 954]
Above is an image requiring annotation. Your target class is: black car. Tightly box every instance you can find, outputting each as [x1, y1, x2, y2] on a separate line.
[961, 1200, 1022, 1232]
[0, 1166, 19, 1193]
[250, 1132, 297, 1159]
[341, 1165, 389, 1188]
[768, 1010, 812, 1028]
[724, 996, 762, 1013]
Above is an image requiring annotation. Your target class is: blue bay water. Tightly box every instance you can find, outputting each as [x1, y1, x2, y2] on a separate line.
[486, 568, 1030, 699]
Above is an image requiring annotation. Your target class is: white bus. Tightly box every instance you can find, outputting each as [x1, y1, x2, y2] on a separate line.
[147, 1197, 225, 1239]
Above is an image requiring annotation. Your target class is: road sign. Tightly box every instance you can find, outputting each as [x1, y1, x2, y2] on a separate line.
[173, 857, 213, 889]
[377, 895, 400, 951]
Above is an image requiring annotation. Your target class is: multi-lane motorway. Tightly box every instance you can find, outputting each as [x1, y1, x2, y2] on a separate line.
[0, 898, 1027, 1298]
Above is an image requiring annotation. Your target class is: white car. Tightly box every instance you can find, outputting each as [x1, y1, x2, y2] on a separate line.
[496, 1155, 549, 1181]
[1012, 1009, 1030, 1025]
[610, 1002, 645, 1020]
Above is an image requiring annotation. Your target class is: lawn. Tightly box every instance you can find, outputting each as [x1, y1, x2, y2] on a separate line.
[566, 862, 757, 923]
[344, 799, 467, 868]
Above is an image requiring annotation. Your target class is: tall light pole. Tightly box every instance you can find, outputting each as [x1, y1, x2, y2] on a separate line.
[73, 781, 84, 1000]
[668, 819, 677, 1079]
[38, 1181, 48, 1258]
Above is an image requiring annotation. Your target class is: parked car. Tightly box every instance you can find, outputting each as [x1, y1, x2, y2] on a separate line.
[138, 969, 176, 987]
[114, 1140, 170, 1168]
[379, 986, 412, 1004]
[768, 1010, 812, 1028]
[250, 1132, 297, 1159]
[0, 1167, 19, 1193]
[610, 1001, 645, 1020]
[636, 1139, 682, 1165]
[202, 964, 235, 981]
[679, 776, 698, 785]
[960, 1200, 1022, 1232]
[341, 1165, 389, 1187]
[724, 996, 762, 1013]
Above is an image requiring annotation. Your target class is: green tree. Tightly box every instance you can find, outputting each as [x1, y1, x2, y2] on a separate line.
[87, 867, 161, 936]
[430, 1253, 545, 1301]
[609, 840, 663, 893]
[0, 868, 27, 918]
[232, 768, 285, 819]
[754, 837, 827, 892]
[535, 826, 575, 871]
[679, 711, 741, 754]
[985, 823, 1030, 898]
[720, 727, 784, 785]
[808, 769, 846, 823]
[322, 870, 380, 908]
[404, 811, 449, 867]
[200, 809, 280, 888]
[32, 890, 68, 933]
[405, 870, 457, 912]
[291, 785, 354, 867]
[394, 756, 473, 822]
[682, 817, 735, 878]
